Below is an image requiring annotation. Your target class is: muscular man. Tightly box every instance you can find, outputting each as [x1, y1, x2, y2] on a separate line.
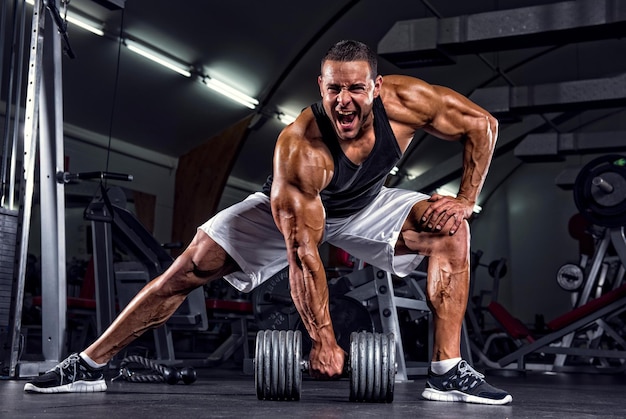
[25, 40, 511, 405]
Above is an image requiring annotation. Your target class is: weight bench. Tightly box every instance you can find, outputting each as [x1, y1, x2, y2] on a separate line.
[485, 283, 626, 372]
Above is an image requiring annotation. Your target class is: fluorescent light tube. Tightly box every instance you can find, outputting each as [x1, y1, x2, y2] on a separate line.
[66, 15, 104, 36]
[125, 39, 192, 78]
[203, 77, 258, 109]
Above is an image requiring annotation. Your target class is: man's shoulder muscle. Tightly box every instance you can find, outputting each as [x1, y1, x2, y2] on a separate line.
[274, 109, 334, 193]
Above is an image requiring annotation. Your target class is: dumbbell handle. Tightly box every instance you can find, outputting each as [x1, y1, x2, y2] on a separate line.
[299, 358, 351, 377]
[592, 176, 614, 193]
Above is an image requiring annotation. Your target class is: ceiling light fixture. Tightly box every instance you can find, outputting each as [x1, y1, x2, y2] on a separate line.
[203, 77, 258, 109]
[66, 14, 104, 36]
[26, 0, 263, 111]
[26, 0, 104, 36]
[124, 39, 192, 78]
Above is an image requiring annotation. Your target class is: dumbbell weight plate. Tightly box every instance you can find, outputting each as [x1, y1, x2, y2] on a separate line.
[573, 154, 626, 227]
[349, 331, 395, 403]
[556, 263, 584, 291]
[289, 329, 302, 400]
[384, 333, 395, 403]
[255, 330, 302, 401]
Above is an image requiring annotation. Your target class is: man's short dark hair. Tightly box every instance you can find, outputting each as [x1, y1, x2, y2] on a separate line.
[321, 40, 378, 78]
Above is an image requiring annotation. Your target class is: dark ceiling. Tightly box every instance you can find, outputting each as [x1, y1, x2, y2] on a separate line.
[5, 0, 626, 204]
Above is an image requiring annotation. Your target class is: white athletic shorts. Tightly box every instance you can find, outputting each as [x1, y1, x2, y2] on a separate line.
[199, 187, 429, 293]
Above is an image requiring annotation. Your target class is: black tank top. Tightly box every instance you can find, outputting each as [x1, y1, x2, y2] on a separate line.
[262, 96, 402, 218]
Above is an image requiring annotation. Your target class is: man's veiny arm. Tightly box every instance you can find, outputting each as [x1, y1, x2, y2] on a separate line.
[269, 124, 340, 367]
[425, 85, 498, 206]
[383, 75, 498, 231]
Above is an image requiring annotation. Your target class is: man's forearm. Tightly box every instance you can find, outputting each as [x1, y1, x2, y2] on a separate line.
[458, 116, 498, 204]
[288, 260, 336, 345]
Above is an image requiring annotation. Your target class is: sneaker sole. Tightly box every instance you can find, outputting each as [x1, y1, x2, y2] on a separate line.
[24, 380, 107, 394]
[422, 388, 512, 405]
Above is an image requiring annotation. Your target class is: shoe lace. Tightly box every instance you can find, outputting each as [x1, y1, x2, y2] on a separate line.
[457, 360, 484, 382]
[51, 353, 81, 383]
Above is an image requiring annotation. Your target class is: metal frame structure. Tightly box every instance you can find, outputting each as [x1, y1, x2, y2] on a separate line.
[7, 0, 68, 378]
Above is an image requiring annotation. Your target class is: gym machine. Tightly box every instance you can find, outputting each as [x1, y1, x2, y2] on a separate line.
[465, 250, 508, 351]
[76, 176, 208, 363]
[2, 0, 69, 378]
[552, 154, 626, 368]
[559, 155, 626, 305]
[476, 154, 626, 373]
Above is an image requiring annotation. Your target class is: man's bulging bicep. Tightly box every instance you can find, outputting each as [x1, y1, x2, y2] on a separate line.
[271, 182, 325, 267]
[426, 85, 498, 143]
[270, 128, 333, 258]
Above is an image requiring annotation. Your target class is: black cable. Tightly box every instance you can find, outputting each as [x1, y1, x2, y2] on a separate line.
[103, 8, 125, 187]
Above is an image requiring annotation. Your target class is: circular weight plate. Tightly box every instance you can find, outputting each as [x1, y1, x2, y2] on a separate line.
[255, 330, 273, 400]
[255, 331, 264, 399]
[278, 330, 287, 399]
[293, 330, 302, 401]
[271, 330, 280, 398]
[357, 332, 367, 401]
[349, 332, 359, 402]
[255, 330, 302, 401]
[262, 331, 273, 399]
[385, 333, 396, 403]
[380, 333, 389, 402]
[373, 333, 382, 402]
[251, 267, 301, 331]
[591, 172, 626, 207]
[573, 154, 626, 227]
[365, 332, 374, 401]
[279, 330, 301, 401]
[349, 332, 396, 403]
[285, 330, 293, 400]
[556, 263, 584, 291]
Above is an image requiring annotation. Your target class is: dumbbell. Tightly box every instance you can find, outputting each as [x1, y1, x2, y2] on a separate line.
[162, 366, 197, 385]
[254, 329, 396, 402]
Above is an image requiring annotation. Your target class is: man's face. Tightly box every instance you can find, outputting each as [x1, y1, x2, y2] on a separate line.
[318, 60, 381, 141]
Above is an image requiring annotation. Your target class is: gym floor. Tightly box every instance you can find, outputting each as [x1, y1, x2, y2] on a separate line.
[3, 364, 626, 418]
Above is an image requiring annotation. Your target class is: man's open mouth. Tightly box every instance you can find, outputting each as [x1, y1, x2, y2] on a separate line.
[337, 110, 357, 128]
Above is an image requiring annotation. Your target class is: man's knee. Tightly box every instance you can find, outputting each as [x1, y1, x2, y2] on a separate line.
[436, 220, 470, 265]
[183, 230, 239, 279]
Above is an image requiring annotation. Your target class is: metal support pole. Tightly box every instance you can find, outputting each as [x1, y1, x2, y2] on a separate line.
[372, 268, 410, 381]
[11, 0, 68, 377]
[90, 216, 117, 335]
[38, 14, 67, 365]
[9, 0, 45, 378]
